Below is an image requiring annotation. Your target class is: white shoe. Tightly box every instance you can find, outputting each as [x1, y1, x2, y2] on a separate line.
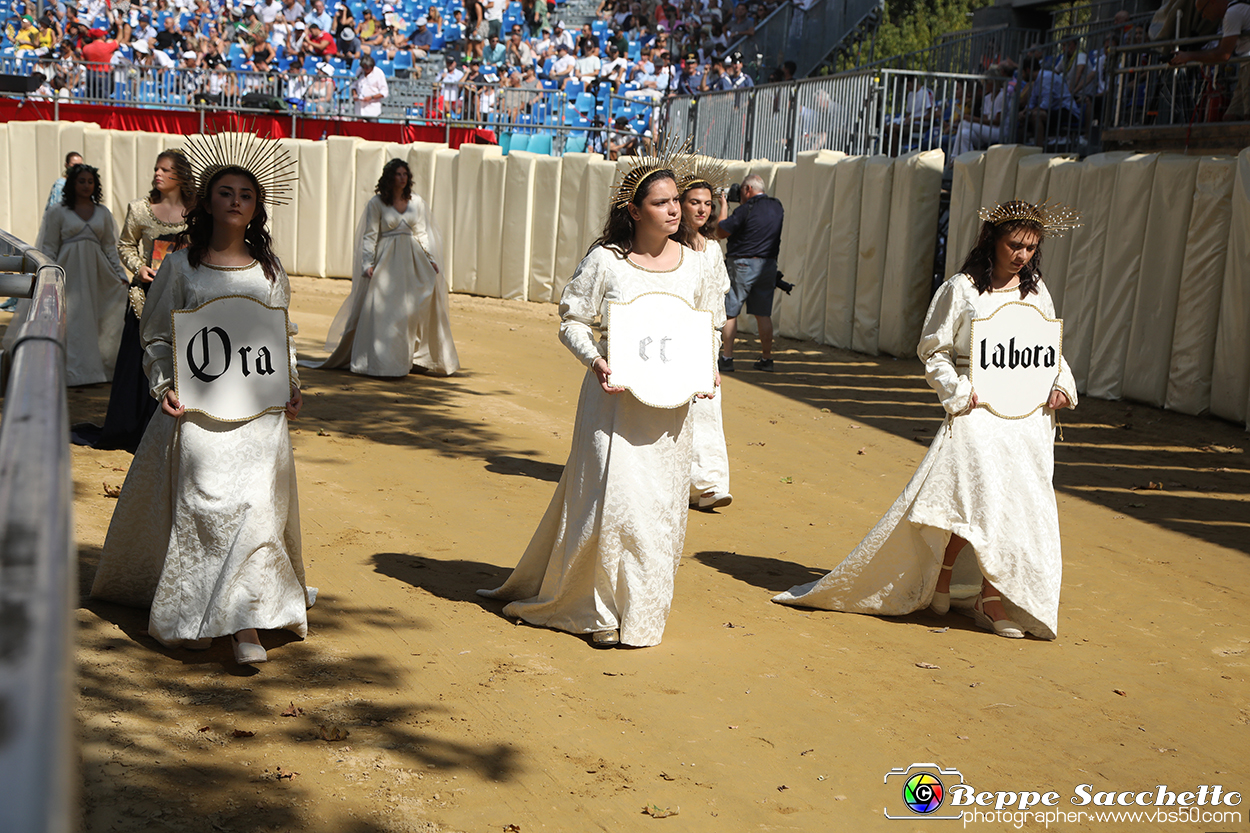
[972, 595, 1024, 639]
[232, 634, 268, 664]
[695, 491, 733, 511]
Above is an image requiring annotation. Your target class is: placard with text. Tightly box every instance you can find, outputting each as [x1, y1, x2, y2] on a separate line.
[607, 292, 716, 409]
[969, 302, 1063, 419]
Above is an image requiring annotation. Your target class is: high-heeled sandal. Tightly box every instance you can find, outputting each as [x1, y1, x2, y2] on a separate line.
[972, 595, 1024, 639]
[930, 563, 955, 615]
[232, 634, 268, 664]
[591, 630, 620, 648]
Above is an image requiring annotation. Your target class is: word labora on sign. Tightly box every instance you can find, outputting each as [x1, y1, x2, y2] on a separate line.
[173, 295, 292, 422]
[606, 292, 715, 409]
[969, 302, 1063, 420]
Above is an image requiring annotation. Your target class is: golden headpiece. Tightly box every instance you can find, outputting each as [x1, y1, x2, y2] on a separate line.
[978, 200, 1082, 237]
[610, 138, 696, 210]
[680, 154, 730, 195]
[183, 129, 298, 208]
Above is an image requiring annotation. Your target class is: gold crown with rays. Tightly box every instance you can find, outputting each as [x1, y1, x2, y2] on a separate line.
[183, 128, 298, 208]
[978, 200, 1082, 237]
[681, 154, 731, 195]
[610, 138, 697, 210]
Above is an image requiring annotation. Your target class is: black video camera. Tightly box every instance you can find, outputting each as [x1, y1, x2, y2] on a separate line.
[727, 182, 742, 203]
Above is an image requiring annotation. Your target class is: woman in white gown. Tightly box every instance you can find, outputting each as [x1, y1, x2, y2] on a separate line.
[5, 163, 128, 386]
[92, 147, 311, 666]
[311, 157, 459, 377]
[680, 165, 733, 511]
[773, 201, 1079, 640]
[479, 155, 725, 648]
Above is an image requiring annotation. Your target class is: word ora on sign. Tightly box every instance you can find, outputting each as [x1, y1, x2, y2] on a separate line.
[173, 295, 293, 422]
[606, 291, 716, 409]
[969, 301, 1064, 420]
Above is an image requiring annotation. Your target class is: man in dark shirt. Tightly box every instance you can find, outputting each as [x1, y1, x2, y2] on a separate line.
[154, 15, 185, 52]
[715, 174, 784, 371]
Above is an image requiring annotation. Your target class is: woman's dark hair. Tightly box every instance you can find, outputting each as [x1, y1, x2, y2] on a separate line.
[180, 165, 281, 282]
[376, 158, 413, 204]
[61, 163, 102, 207]
[680, 182, 719, 238]
[148, 149, 197, 208]
[589, 169, 694, 256]
[958, 208, 1044, 298]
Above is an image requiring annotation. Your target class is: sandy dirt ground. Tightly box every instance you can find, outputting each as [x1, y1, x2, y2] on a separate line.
[16, 275, 1250, 832]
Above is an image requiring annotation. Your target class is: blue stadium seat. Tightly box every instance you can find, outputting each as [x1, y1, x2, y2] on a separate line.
[393, 49, 413, 70]
[564, 134, 587, 152]
[498, 131, 512, 154]
[575, 91, 594, 112]
[527, 134, 552, 155]
[509, 133, 531, 152]
[377, 58, 394, 75]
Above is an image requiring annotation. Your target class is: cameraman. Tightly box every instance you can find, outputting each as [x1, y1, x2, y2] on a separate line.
[715, 174, 784, 372]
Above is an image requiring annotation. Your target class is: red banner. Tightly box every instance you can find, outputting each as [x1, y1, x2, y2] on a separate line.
[0, 98, 497, 147]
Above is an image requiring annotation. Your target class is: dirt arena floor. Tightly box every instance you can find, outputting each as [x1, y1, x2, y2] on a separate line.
[26, 275, 1250, 832]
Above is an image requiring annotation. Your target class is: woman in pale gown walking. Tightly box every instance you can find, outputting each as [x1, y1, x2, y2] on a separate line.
[311, 157, 459, 377]
[774, 201, 1080, 640]
[5, 163, 128, 386]
[479, 153, 725, 648]
[92, 136, 311, 666]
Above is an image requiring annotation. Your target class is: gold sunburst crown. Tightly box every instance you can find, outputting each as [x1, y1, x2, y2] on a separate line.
[680, 154, 730, 195]
[610, 138, 696, 210]
[978, 200, 1082, 237]
[183, 128, 298, 208]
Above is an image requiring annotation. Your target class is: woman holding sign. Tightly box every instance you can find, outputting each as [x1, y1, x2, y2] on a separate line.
[774, 201, 1079, 640]
[92, 134, 311, 666]
[479, 147, 724, 648]
[311, 157, 459, 377]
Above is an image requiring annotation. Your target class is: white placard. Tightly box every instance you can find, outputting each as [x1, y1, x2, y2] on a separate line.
[173, 295, 292, 422]
[606, 292, 715, 409]
[970, 301, 1064, 419]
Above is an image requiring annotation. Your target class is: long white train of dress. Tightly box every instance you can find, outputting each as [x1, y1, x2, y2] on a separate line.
[689, 243, 732, 499]
[1, 205, 128, 386]
[773, 274, 1077, 639]
[478, 245, 725, 647]
[90, 253, 313, 646]
[308, 194, 459, 377]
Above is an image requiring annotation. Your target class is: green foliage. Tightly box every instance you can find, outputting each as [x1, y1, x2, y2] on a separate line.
[870, 0, 992, 68]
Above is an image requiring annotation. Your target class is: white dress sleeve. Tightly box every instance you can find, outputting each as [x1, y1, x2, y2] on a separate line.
[274, 262, 301, 390]
[98, 206, 128, 285]
[558, 247, 608, 368]
[699, 243, 729, 353]
[917, 275, 975, 415]
[35, 206, 63, 261]
[140, 252, 186, 400]
[360, 196, 382, 270]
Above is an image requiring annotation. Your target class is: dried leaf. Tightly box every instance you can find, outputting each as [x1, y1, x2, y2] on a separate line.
[231, 729, 255, 738]
[916, 662, 940, 670]
[856, 447, 866, 455]
[659, 772, 676, 781]
[642, 805, 679, 818]
[103, 482, 122, 498]
[317, 429, 331, 437]
[849, 424, 861, 429]
[280, 702, 304, 717]
[728, 725, 739, 729]
[800, 749, 814, 756]
[318, 724, 350, 741]
[197, 726, 210, 733]
[1113, 689, 1127, 697]
[777, 785, 789, 792]
[274, 766, 297, 780]
[504, 825, 521, 833]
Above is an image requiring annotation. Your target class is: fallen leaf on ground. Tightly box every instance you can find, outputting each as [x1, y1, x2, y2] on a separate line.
[800, 749, 814, 756]
[728, 725, 738, 729]
[317, 429, 331, 437]
[274, 767, 297, 780]
[103, 482, 122, 498]
[1113, 689, 1127, 697]
[849, 424, 860, 429]
[504, 825, 521, 832]
[197, 726, 210, 733]
[916, 662, 940, 670]
[280, 702, 304, 717]
[659, 772, 676, 781]
[857, 447, 866, 455]
[777, 785, 789, 792]
[231, 729, 255, 738]
[642, 805, 679, 818]
[318, 724, 350, 741]
[1130, 481, 1163, 491]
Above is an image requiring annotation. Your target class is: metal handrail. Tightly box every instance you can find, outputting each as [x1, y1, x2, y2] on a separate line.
[721, 0, 882, 81]
[0, 229, 73, 833]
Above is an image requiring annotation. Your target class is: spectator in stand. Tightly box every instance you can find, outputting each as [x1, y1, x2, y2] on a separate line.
[408, 16, 433, 59]
[444, 9, 466, 54]
[1058, 37, 1088, 94]
[283, 0, 306, 25]
[359, 7, 384, 48]
[674, 52, 702, 95]
[425, 5, 442, 33]
[727, 3, 755, 40]
[133, 38, 176, 69]
[533, 26, 554, 55]
[700, 56, 730, 91]
[270, 12, 293, 50]
[549, 41, 576, 85]
[951, 66, 1007, 157]
[706, 21, 729, 54]
[1020, 53, 1080, 146]
[596, 0, 617, 22]
[506, 26, 535, 68]
[599, 41, 629, 90]
[607, 115, 642, 158]
[352, 53, 388, 116]
[552, 20, 575, 52]
[484, 0, 504, 40]
[258, 0, 283, 23]
[45, 151, 84, 213]
[725, 50, 754, 88]
[1169, 0, 1250, 121]
[575, 40, 602, 90]
[781, 59, 796, 80]
[291, 20, 308, 53]
[133, 12, 157, 44]
[439, 54, 465, 114]
[303, 22, 337, 57]
[306, 0, 332, 32]
[338, 25, 361, 59]
[484, 32, 506, 64]
[81, 29, 120, 99]
[306, 62, 336, 111]
[14, 15, 39, 51]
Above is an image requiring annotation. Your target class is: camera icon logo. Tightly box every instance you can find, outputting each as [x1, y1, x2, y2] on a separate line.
[884, 763, 966, 820]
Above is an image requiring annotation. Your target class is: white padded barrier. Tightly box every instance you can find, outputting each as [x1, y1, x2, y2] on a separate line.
[1210, 148, 1250, 425]
[1166, 156, 1237, 415]
[107, 131, 140, 225]
[1060, 152, 1131, 391]
[582, 156, 617, 254]
[981, 144, 1040, 207]
[851, 155, 893, 355]
[1014, 153, 1073, 205]
[35, 123, 65, 213]
[767, 160, 798, 337]
[500, 150, 538, 301]
[294, 139, 328, 278]
[879, 149, 943, 359]
[553, 153, 593, 300]
[324, 136, 359, 278]
[450, 144, 497, 293]
[946, 150, 986, 280]
[1120, 154, 1200, 406]
[1038, 157, 1083, 317]
[527, 154, 562, 304]
[9, 123, 44, 243]
[1086, 152, 1160, 400]
[406, 142, 445, 210]
[0, 126, 10, 233]
[270, 139, 301, 271]
[475, 151, 508, 298]
[824, 155, 865, 349]
[796, 152, 844, 342]
[432, 148, 458, 287]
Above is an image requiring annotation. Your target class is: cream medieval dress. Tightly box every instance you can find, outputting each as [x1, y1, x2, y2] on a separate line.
[91, 252, 313, 646]
[688, 242, 732, 500]
[773, 274, 1077, 639]
[309, 194, 459, 377]
[478, 244, 725, 647]
[2, 204, 128, 386]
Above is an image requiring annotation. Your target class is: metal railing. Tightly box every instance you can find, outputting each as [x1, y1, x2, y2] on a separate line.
[1107, 37, 1250, 129]
[0, 230, 74, 833]
[723, 0, 883, 82]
